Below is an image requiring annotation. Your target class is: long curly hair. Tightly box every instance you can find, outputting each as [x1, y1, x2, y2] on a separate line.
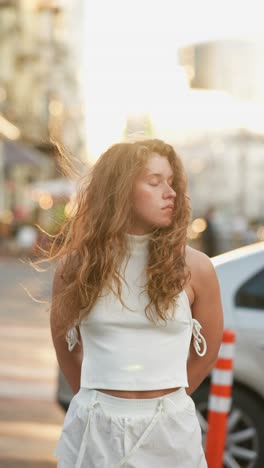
[47, 138, 191, 336]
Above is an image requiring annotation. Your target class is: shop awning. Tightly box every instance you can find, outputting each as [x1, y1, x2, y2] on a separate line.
[1, 139, 48, 168]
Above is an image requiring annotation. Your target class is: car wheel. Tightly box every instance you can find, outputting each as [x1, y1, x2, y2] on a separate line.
[192, 381, 264, 468]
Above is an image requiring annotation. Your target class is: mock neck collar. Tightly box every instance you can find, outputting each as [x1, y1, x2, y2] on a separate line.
[126, 233, 151, 255]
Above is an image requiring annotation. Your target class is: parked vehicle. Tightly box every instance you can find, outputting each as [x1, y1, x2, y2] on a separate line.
[56, 242, 264, 468]
[193, 242, 264, 468]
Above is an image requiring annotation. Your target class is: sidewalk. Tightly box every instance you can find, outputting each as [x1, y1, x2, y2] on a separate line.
[0, 238, 36, 259]
[0, 257, 64, 467]
[0, 398, 63, 468]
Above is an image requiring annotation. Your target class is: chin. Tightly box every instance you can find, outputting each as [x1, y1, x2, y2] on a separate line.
[156, 219, 173, 228]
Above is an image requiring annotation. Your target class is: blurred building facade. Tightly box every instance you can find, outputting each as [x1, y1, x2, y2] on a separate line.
[0, 1, 88, 252]
[178, 40, 264, 221]
[0, 0, 87, 158]
[181, 131, 264, 220]
[180, 39, 264, 102]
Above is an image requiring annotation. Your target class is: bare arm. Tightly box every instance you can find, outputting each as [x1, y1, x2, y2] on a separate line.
[50, 259, 83, 394]
[186, 250, 224, 395]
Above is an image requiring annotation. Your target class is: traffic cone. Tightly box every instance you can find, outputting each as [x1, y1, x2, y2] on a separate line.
[205, 329, 236, 468]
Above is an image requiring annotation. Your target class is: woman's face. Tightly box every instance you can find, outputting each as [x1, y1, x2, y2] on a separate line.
[129, 153, 176, 235]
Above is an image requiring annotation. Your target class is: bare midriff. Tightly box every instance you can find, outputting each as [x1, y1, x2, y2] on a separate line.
[95, 386, 181, 399]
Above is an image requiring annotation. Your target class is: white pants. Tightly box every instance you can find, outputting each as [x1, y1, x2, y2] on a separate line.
[55, 387, 207, 468]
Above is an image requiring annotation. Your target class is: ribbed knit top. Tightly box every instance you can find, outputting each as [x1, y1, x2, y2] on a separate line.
[66, 233, 207, 390]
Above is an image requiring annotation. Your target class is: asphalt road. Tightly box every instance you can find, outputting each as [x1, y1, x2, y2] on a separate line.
[0, 256, 64, 467]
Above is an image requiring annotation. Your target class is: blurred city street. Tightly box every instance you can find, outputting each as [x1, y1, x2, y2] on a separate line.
[0, 2, 264, 467]
[0, 257, 64, 467]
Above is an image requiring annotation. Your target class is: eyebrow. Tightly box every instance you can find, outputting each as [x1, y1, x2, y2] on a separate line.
[146, 172, 174, 180]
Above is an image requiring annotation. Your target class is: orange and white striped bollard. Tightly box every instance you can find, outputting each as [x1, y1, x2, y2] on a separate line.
[205, 329, 236, 468]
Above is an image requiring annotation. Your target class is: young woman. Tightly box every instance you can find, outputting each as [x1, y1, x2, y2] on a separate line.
[50, 138, 223, 467]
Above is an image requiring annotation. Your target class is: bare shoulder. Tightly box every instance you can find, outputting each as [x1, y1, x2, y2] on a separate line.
[185, 245, 218, 293]
[186, 245, 214, 271]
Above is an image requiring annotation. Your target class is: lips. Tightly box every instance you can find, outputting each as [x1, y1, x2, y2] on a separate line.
[162, 205, 174, 210]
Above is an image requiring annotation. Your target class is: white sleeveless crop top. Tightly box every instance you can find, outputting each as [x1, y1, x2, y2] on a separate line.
[66, 234, 207, 390]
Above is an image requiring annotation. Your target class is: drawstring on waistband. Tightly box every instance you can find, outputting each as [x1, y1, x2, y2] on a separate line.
[114, 398, 165, 468]
[75, 394, 167, 468]
[192, 319, 207, 357]
[74, 391, 189, 468]
[75, 394, 99, 468]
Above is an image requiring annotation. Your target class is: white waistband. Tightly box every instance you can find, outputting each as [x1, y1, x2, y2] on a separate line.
[76, 386, 188, 417]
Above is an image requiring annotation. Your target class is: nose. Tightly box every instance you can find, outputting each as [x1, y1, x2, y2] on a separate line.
[163, 184, 176, 199]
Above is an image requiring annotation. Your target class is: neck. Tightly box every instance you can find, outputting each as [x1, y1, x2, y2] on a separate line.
[127, 226, 154, 236]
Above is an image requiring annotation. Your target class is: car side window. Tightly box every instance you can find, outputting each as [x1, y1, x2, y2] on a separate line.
[235, 268, 264, 310]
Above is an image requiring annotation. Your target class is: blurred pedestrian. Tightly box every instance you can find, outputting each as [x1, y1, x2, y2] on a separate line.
[48, 139, 223, 467]
[201, 207, 218, 257]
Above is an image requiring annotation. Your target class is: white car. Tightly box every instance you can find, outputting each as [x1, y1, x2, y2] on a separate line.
[56, 242, 264, 468]
[193, 242, 264, 468]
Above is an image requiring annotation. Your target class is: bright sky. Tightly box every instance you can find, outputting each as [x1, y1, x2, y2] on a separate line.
[81, 0, 264, 160]
[83, 0, 264, 45]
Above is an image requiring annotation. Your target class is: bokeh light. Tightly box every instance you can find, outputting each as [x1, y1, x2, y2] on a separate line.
[192, 218, 207, 234]
[38, 193, 53, 210]
[256, 226, 264, 241]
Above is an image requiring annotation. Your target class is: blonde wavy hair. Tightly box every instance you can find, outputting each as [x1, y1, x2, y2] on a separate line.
[47, 138, 191, 335]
